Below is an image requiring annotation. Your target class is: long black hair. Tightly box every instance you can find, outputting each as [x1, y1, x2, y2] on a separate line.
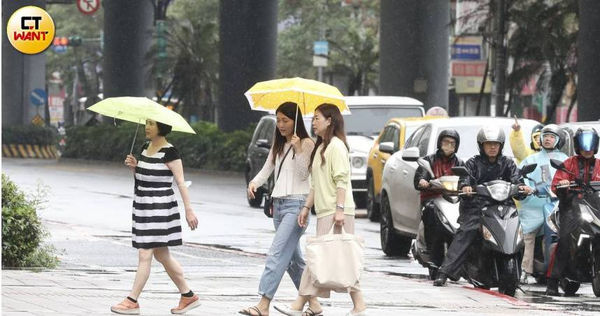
[271, 102, 311, 164]
[310, 103, 349, 167]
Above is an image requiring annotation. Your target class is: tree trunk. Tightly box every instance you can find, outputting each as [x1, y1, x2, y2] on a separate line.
[578, 0, 600, 121]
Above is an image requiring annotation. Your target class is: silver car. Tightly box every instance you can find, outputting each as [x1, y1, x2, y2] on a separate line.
[378, 117, 541, 256]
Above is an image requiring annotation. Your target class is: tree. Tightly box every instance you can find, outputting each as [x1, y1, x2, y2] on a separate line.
[46, 4, 104, 125]
[147, 0, 219, 122]
[278, 0, 380, 95]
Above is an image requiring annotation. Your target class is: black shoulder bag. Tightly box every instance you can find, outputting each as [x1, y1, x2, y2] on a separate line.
[264, 146, 293, 218]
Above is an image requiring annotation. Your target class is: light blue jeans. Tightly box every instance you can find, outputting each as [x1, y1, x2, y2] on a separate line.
[258, 197, 307, 299]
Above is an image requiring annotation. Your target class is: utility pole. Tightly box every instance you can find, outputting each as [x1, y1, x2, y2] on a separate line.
[491, 0, 507, 117]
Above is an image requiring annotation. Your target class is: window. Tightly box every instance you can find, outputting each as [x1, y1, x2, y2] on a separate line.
[380, 126, 395, 143]
[405, 125, 425, 149]
[418, 126, 432, 156]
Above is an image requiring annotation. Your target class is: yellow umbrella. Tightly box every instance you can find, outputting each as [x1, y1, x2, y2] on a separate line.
[88, 96, 195, 153]
[245, 77, 349, 114]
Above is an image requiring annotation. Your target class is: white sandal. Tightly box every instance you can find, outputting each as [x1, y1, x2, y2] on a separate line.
[273, 305, 303, 316]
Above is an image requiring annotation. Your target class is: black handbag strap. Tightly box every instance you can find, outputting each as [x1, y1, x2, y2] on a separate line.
[271, 145, 293, 194]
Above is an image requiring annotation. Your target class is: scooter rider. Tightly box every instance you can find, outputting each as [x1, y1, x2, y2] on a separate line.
[434, 126, 533, 286]
[518, 124, 568, 284]
[414, 129, 464, 278]
[546, 126, 600, 296]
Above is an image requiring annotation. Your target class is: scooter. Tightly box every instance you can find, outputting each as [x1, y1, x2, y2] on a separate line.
[526, 181, 559, 284]
[546, 159, 600, 297]
[411, 158, 460, 280]
[451, 163, 536, 297]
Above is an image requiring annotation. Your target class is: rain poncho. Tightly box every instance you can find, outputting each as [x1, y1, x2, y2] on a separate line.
[510, 129, 537, 165]
[518, 148, 568, 234]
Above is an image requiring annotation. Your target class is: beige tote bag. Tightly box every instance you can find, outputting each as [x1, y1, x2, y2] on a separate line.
[305, 225, 365, 288]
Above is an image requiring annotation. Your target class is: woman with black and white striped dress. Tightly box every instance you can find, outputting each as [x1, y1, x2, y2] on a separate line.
[111, 119, 200, 315]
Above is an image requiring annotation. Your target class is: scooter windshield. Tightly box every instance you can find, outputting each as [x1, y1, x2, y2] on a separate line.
[577, 132, 598, 151]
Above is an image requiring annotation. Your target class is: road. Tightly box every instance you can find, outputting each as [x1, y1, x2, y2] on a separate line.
[2, 158, 600, 315]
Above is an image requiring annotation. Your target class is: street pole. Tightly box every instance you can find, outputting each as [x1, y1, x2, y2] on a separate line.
[492, 0, 507, 117]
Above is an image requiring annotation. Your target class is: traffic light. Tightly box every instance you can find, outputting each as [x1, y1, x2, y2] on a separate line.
[68, 36, 82, 47]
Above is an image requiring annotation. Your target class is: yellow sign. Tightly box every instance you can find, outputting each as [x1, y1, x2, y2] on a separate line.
[7, 6, 55, 54]
[31, 114, 45, 126]
[455, 76, 492, 94]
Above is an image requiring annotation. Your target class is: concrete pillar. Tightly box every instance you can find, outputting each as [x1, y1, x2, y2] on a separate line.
[379, 0, 449, 110]
[103, 0, 154, 98]
[2, 0, 47, 126]
[218, 0, 277, 132]
[578, 0, 600, 121]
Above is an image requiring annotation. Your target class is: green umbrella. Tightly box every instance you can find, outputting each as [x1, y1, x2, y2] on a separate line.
[88, 96, 196, 153]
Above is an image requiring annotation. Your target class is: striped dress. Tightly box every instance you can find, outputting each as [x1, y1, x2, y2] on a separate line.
[132, 142, 182, 249]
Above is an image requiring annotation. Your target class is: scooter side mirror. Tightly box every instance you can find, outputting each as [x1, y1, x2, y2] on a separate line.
[550, 159, 566, 171]
[520, 163, 537, 176]
[401, 147, 420, 162]
[451, 166, 469, 177]
[417, 157, 435, 178]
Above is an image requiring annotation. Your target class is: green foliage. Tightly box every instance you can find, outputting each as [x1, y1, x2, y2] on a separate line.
[2, 125, 58, 145]
[147, 0, 220, 122]
[62, 121, 254, 172]
[278, 0, 380, 95]
[2, 174, 58, 268]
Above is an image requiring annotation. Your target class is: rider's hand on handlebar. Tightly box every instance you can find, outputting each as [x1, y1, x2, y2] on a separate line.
[418, 179, 430, 189]
[519, 185, 534, 195]
[558, 180, 570, 186]
[462, 186, 473, 194]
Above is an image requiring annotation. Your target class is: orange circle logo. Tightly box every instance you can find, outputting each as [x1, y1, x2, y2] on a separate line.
[7, 6, 55, 54]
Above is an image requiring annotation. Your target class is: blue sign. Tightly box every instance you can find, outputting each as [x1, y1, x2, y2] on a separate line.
[51, 45, 67, 54]
[313, 41, 328, 56]
[30, 89, 47, 107]
[451, 44, 481, 60]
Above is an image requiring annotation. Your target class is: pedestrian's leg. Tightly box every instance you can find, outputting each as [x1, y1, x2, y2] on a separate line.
[349, 290, 367, 314]
[129, 249, 154, 299]
[153, 247, 190, 293]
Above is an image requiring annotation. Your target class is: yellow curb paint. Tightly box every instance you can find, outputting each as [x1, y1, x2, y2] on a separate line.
[48, 145, 58, 159]
[9, 144, 19, 157]
[17, 145, 28, 158]
[40, 146, 51, 159]
[2, 145, 12, 157]
[33, 145, 44, 158]
[25, 144, 36, 158]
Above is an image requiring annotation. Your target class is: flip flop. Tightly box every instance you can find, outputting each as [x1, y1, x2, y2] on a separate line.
[239, 306, 267, 316]
[303, 307, 323, 316]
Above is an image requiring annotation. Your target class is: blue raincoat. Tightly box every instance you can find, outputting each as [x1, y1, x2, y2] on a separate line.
[518, 148, 568, 234]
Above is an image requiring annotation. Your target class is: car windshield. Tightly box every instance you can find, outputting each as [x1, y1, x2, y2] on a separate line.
[345, 107, 423, 136]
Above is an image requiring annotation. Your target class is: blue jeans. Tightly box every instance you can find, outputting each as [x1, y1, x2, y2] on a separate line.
[258, 197, 307, 299]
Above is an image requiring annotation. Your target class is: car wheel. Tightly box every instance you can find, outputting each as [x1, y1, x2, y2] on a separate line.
[366, 175, 380, 222]
[380, 193, 412, 257]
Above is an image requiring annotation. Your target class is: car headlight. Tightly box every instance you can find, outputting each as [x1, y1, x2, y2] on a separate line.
[351, 156, 366, 169]
[487, 183, 511, 201]
[482, 225, 497, 245]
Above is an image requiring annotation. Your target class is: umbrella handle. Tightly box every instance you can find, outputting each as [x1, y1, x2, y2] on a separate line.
[130, 121, 141, 154]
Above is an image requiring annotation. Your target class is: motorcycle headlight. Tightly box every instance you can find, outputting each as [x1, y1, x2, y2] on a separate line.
[487, 183, 511, 201]
[482, 225, 497, 245]
[351, 156, 366, 169]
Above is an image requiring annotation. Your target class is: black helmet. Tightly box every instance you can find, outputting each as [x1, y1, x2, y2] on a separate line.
[574, 126, 599, 154]
[540, 124, 563, 150]
[530, 124, 544, 150]
[477, 126, 505, 155]
[437, 129, 460, 152]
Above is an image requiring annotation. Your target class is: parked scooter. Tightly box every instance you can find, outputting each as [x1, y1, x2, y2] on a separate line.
[411, 158, 460, 280]
[546, 159, 600, 297]
[450, 163, 536, 297]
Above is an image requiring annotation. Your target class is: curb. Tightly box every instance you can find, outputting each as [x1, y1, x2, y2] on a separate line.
[2, 144, 58, 159]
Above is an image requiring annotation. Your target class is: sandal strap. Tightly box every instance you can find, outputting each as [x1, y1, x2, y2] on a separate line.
[250, 306, 263, 316]
[304, 307, 322, 316]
